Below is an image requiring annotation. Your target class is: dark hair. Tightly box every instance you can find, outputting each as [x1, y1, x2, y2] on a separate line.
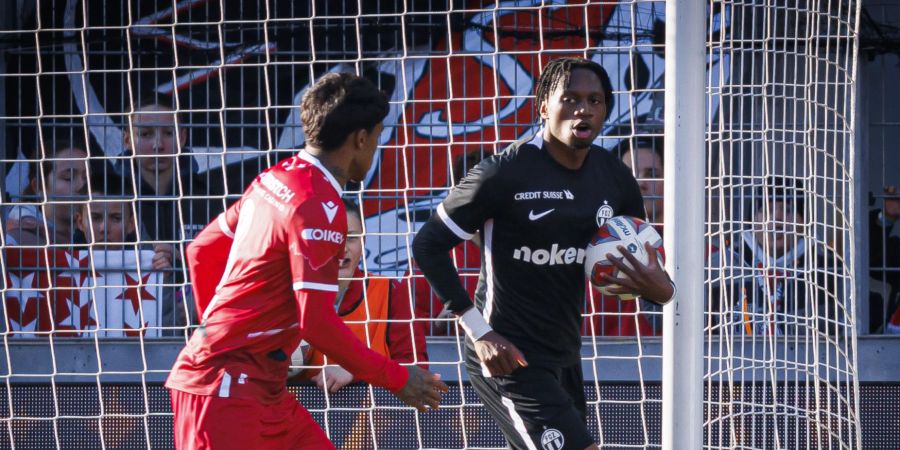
[614, 136, 664, 165]
[752, 175, 805, 216]
[134, 94, 175, 112]
[23, 139, 88, 197]
[88, 171, 135, 200]
[535, 58, 615, 122]
[300, 72, 389, 152]
[128, 94, 183, 128]
[342, 197, 362, 222]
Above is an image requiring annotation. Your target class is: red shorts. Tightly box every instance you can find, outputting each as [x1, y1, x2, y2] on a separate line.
[169, 389, 333, 450]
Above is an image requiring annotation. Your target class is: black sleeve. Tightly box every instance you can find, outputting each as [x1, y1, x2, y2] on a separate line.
[411, 157, 501, 315]
[438, 157, 501, 237]
[412, 216, 474, 315]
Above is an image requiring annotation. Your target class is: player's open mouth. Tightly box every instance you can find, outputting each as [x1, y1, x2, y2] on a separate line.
[338, 258, 351, 269]
[573, 122, 593, 139]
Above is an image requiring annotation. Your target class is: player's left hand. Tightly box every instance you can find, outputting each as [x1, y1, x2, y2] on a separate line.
[313, 365, 354, 393]
[601, 242, 674, 304]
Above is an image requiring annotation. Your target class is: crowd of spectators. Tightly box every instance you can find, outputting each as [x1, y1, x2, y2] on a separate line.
[2, 99, 223, 337]
[1, 110, 898, 339]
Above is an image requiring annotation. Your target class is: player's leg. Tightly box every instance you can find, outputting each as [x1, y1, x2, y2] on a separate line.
[276, 390, 335, 449]
[468, 368, 527, 450]
[559, 360, 588, 423]
[559, 362, 601, 450]
[170, 389, 267, 450]
[467, 364, 594, 450]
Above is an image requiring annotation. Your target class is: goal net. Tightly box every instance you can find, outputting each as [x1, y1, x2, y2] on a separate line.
[0, 0, 860, 449]
[704, 1, 862, 449]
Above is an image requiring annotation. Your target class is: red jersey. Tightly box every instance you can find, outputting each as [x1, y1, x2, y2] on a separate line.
[167, 151, 407, 403]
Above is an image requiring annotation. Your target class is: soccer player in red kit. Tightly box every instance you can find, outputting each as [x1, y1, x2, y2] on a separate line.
[167, 72, 448, 450]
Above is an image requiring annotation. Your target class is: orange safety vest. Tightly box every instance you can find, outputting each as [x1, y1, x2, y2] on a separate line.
[305, 277, 391, 373]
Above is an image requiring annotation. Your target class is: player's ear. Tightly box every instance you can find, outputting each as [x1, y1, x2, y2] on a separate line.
[348, 128, 361, 150]
[539, 98, 550, 120]
[353, 128, 370, 150]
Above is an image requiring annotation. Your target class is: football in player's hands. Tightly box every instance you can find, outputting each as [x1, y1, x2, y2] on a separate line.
[584, 216, 665, 299]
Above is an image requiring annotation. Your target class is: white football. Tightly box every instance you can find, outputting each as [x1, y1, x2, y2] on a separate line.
[584, 216, 664, 300]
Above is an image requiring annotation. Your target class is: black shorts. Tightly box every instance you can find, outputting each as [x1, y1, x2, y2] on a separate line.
[467, 356, 594, 450]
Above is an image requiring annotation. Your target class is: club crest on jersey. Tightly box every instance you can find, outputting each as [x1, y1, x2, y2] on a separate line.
[596, 200, 614, 227]
[540, 428, 564, 450]
[322, 201, 338, 223]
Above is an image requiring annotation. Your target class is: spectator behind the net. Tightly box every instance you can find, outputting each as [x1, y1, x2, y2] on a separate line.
[123, 97, 224, 327]
[618, 136, 664, 224]
[74, 173, 172, 271]
[5, 141, 88, 246]
[123, 96, 224, 252]
[583, 137, 665, 337]
[713, 176, 847, 336]
[76, 173, 184, 333]
[295, 198, 428, 392]
[871, 185, 900, 333]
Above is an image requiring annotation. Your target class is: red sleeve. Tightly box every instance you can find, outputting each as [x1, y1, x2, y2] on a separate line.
[286, 198, 346, 290]
[186, 202, 240, 318]
[296, 288, 409, 392]
[287, 198, 408, 392]
[387, 279, 429, 367]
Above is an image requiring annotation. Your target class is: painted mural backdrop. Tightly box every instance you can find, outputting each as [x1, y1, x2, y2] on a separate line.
[3, 0, 730, 276]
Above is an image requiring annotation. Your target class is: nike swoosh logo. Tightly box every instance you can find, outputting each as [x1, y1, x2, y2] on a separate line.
[528, 209, 555, 221]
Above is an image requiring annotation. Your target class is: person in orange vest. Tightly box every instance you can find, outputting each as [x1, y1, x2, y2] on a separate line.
[297, 198, 429, 392]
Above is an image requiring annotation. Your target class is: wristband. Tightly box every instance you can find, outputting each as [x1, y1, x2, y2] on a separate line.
[459, 308, 492, 340]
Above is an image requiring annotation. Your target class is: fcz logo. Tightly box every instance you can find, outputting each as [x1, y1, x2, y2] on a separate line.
[540, 428, 564, 450]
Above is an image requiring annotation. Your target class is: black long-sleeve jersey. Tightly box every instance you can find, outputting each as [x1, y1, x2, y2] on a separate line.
[413, 134, 645, 367]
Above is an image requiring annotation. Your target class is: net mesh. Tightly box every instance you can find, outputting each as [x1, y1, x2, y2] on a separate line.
[704, 1, 862, 449]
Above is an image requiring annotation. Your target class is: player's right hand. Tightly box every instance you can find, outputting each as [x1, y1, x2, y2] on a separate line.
[474, 331, 528, 376]
[394, 366, 449, 413]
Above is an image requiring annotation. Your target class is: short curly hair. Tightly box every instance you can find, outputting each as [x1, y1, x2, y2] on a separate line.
[300, 73, 389, 152]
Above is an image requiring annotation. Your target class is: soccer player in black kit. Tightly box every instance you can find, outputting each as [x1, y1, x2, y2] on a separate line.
[412, 58, 676, 450]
